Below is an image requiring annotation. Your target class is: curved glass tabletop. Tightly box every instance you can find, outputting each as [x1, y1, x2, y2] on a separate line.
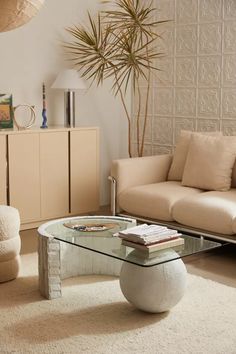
[40, 216, 222, 267]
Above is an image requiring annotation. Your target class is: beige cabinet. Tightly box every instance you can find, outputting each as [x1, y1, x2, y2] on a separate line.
[0, 127, 99, 229]
[0, 135, 7, 205]
[8, 133, 41, 222]
[40, 131, 69, 219]
[71, 129, 99, 214]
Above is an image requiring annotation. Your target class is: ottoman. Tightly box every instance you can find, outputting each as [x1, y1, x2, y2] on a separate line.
[0, 205, 21, 282]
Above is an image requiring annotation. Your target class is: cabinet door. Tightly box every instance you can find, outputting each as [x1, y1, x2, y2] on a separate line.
[40, 131, 69, 219]
[0, 135, 7, 205]
[70, 129, 99, 214]
[8, 133, 41, 223]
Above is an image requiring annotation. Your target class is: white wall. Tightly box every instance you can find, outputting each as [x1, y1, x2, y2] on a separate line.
[0, 0, 130, 206]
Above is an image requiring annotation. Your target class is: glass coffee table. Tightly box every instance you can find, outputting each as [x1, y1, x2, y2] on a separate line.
[38, 215, 222, 313]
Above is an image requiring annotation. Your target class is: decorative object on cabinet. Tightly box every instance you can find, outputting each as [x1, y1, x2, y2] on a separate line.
[13, 104, 36, 130]
[0, 0, 45, 33]
[64, 0, 167, 157]
[40, 83, 48, 129]
[0, 94, 14, 129]
[51, 69, 86, 128]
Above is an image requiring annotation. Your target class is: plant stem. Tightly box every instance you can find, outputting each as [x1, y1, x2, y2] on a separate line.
[136, 84, 141, 157]
[140, 68, 151, 157]
[114, 70, 132, 157]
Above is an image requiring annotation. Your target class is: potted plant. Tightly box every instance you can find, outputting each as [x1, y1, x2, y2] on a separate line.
[65, 0, 166, 157]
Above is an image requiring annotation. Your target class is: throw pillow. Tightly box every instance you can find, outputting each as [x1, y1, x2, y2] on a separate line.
[182, 135, 236, 191]
[167, 130, 222, 181]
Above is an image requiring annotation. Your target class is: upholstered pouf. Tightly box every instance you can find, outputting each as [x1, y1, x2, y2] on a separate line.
[0, 206, 21, 282]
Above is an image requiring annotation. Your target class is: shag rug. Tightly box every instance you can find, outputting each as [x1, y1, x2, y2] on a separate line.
[0, 252, 236, 354]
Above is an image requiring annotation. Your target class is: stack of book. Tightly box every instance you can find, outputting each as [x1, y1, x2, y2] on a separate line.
[117, 224, 184, 253]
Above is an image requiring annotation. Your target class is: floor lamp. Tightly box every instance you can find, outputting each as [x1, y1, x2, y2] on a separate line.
[51, 69, 86, 127]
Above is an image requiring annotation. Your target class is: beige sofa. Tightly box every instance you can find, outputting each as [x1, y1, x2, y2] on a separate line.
[110, 132, 236, 244]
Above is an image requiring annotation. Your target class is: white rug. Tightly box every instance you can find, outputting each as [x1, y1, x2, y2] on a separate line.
[0, 252, 236, 354]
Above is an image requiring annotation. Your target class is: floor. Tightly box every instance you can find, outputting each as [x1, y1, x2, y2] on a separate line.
[185, 244, 236, 287]
[20, 213, 236, 289]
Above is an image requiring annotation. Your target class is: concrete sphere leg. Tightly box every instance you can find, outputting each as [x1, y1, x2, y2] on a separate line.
[119, 251, 187, 313]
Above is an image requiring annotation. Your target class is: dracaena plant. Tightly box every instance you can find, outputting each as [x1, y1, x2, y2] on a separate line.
[65, 0, 166, 157]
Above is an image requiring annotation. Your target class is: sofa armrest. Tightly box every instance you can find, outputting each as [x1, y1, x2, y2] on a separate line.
[110, 154, 172, 197]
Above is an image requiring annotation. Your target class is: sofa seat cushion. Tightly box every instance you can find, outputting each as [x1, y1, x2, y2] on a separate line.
[119, 181, 203, 221]
[172, 190, 236, 235]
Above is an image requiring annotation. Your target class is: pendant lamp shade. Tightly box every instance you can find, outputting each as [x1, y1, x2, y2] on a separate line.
[0, 0, 45, 33]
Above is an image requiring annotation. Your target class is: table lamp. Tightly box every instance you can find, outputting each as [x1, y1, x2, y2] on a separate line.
[51, 69, 86, 127]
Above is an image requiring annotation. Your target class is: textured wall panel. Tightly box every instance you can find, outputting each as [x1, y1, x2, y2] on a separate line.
[175, 88, 196, 117]
[197, 119, 220, 132]
[154, 57, 174, 86]
[199, 0, 222, 22]
[156, 0, 175, 21]
[153, 145, 173, 155]
[176, 0, 198, 24]
[223, 55, 236, 86]
[199, 23, 222, 55]
[174, 118, 195, 142]
[176, 57, 197, 86]
[222, 89, 236, 118]
[142, 144, 153, 156]
[176, 25, 198, 55]
[198, 89, 220, 117]
[154, 88, 174, 116]
[224, 0, 236, 20]
[156, 24, 175, 56]
[224, 22, 236, 52]
[132, 0, 236, 155]
[222, 120, 236, 135]
[153, 117, 173, 145]
[198, 56, 221, 87]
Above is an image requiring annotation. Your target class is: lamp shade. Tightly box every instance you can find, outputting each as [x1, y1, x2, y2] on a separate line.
[0, 0, 45, 33]
[51, 69, 86, 90]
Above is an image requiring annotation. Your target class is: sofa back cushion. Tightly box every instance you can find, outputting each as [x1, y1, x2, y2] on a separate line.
[167, 130, 191, 181]
[168, 130, 222, 181]
[182, 134, 236, 191]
